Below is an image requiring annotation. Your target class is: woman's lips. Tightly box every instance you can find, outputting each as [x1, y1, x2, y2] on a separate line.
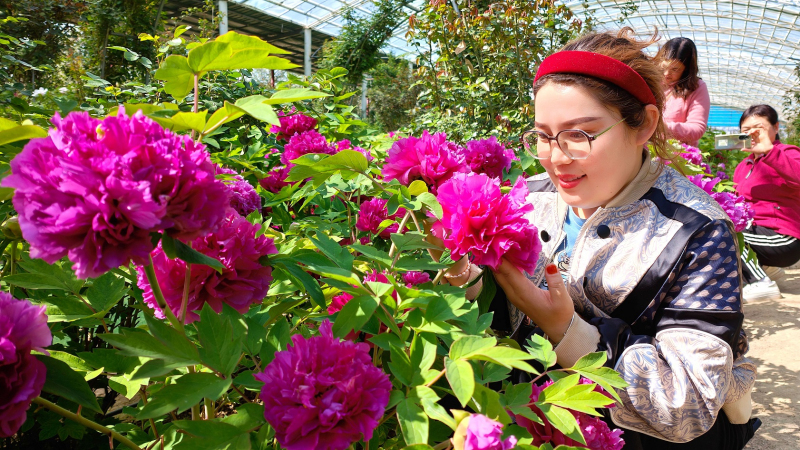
[557, 174, 585, 189]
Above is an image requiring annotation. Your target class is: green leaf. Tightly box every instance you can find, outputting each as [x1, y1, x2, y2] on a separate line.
[108, 375, 144, 398]
[331, 295, 379, 338]
[195, 304, 245, 377]
[444, 357, 475, 407]
[525, 333, 557, 370]
[390, 232, 440, 253]
[0, 124, 47, 146]
[570, 351, 607, 371]
[537, 403, 585, 444]
[4, 273, 69, 290]
[449, 336, 496, 360]
[187, 32, 297, 73]
[137, 373, 232, 419]
[388, 343, 414, 386]
[469, 384, 511, 425]
[416, 193, 442, 219]
[351, 244, 393, 267]
[397, 399, 428, 445]
[99, 328, 199, 363]
[166, 111, 208, 133]
[276, 262, 325, 308]
[154, 55, 194, 98]
[263, 88, 331, 104]
[503, 382, 533, 408]
[162, 235, 225, 272]
[85, 272, 128, 312]
[573, 366, 628, 403]
[234, 95, 278, 124]
[394, 256, 448, 272]
[407, 180, 428, 196]
[465, 345, 537, 373]
[221, 403, 265, 431]
[45, 350, 96, 373]
[173, 420, 250, 450]
[476, 270, 497, 315]
[36, 355, 102, 413]
[310, 231, 354, 270]
[204, 102, 245, 135]
[145, 314, 201, 361]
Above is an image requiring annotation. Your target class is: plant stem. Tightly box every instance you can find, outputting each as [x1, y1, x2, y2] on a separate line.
[188, 366, 201, 420]
[32, 397, 143, 450]
[432, 269, 445, 286]
[425, 368, 446, 387]
[139, 387, 160, 439]
[388, 210, 413, 258]
[204, 397, 214, 420]
[179, 252, 192, 324]
[144, 257, 184, 333]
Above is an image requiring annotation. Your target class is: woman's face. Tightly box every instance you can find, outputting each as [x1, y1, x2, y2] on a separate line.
[661, 59, 686, 87]
[533, 83, 646, 218]
[740, 115, 779, 144]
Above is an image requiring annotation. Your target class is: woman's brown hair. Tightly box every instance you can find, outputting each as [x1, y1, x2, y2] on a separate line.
[657, 37, 700, 99]
[533, 28, 674, 165]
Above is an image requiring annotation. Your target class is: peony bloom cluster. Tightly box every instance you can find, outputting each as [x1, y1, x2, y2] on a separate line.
[356, 198, 406, 239]
[383, 131, 466, 194]
[2, 110, 230, 278]
[679, 144, 703, 166]
[281, 130, 338, 166]
[259, 166, 292, 193]
[0, 292, 51, 438]
[453, 414, 517, 450]
[687, 175, 754, 232]
[515, 379, 623, 450]
[463, 137, 516, 179]
[402, 271, 430, 287]
[216, 167, 261, 217]
[270, 112, 318, 141]
[431, 173, 541, 273]
[255, 320, 391, 450]
[137, 212, 277, 323]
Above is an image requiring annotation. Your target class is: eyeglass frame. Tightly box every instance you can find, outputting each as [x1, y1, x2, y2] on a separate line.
[520, 118, 627, 160]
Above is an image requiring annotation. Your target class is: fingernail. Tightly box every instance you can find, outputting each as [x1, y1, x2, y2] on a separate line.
[546, 264, 558, 275]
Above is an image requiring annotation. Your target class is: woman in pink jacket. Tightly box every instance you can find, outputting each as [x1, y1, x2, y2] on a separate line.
[734, 104, 800, 302]
[658, 37, 710, 146]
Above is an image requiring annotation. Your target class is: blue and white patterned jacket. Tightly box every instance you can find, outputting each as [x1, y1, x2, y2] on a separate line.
[493, 152, 756, 444]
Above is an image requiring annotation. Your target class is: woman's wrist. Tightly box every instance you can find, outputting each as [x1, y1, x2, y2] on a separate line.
[444, 256, 471, 286]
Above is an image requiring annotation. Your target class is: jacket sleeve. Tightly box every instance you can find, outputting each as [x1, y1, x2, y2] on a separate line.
[552, 220, 755, 442]
[763, 144, 800, 188]
[666, 82, 710, 144]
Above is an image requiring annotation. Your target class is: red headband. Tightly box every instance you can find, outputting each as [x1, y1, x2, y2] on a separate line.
[534, 51, 657, 105]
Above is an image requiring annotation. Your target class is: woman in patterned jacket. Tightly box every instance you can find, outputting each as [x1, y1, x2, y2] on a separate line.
[441, 29, 758, 449]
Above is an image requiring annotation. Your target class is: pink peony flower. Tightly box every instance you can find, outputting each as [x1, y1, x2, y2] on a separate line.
[328, 293, 353, 315]
[137, 212, 277, 323]
[270, 112, 318, 141]
[0, 293, 51, 438]
[2, 111, 229, 278]
[255, 320, 391, 450]
[716, 171, 729, 181]
[260, 166, 292, 193]
[515, 379, 623, 450]
[382, 131, 466, 194]
[431, 173, 541, 273]
[679, 144, 703, 166]
[711, 191, 754, 233]
[402, 271, 430, 287]
[281, 130, 337, 166]
[216, 167, 261, 217]
[687, 174, 720, 194]
[463, 137, 515, 178]
[356, 198, 406, 239]
[336, 139, 374, 162]
[455, 414, 517, 450]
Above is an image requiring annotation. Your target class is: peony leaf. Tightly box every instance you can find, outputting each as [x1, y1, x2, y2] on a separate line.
[350, 244, 393, 268]
[444, 357, 475, 407]
[475, 269, 497, 315]
[274, 262, 326, 308]
[203, 102, 245, 135]
[572, 365, 628, 403]
[390, 231, 441, 253]
[394, 255, 448, 272]
[416, 192, 442, 219]
[221, 403, 265, 432]
[537, 402, 585, 445]
[154, 55, 194, 99]
[195, 303, 245, 377]
[0, 124, 47, 146]
[4, 273, 70, 291]
[162, 235, 225, 273]
[85, 272, 128, 313]
[449, 335, 496, 361]
[234, 95, 279, 125]
[407, 180, 429, 196]
[465, 345, 537, 374]
[310, 231, 354, 270]
[331, 295, 379, 338]
[36, 355, 103, 413]
[503, 382, 533, 408]
[262, 88, 331, 104]
[99, 328, 199, 363]
[187, 33, 298, 74]
[397, 398, 429, 445]
[469, 384, 512, 425]
[136, 373, 232, 419]
[525, 333, 557, 370]
[570, 351, 607, 370]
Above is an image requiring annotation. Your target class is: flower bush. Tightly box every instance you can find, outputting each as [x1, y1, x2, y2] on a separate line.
[0, 30, 626, 450]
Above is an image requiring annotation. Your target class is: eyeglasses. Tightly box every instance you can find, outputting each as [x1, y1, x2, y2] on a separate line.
[520, 118, 626, 160]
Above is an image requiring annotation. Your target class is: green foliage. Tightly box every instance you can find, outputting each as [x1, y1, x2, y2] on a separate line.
[368, 56, 419, 132]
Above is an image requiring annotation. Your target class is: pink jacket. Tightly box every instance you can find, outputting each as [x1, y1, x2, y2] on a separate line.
[662, 79, 710, 147]
[733, 141, 800, 239]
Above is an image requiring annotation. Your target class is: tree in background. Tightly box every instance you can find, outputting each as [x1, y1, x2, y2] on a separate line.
[367, 55, 419, 132]
[783, 64, 800, 146]
[406, 0, 591, 142]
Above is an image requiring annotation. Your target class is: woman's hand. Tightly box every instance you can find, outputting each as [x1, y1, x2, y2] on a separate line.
[743, 126, 773, 155]
[492, 258, 575, 344]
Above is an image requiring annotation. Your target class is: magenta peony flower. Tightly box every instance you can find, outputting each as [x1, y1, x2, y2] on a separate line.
[463, 137, 515, 178]
[679, 144, 703, 166]
[270, 112, 318, 141]
[459, 414, 517, 450]
[137, 212, 277, 323]
[431, 173, 541, 273]
[402, 271, 430, 287]
[328, 293, 353, 315]
[0, 293, 51, 438]
[260, 166, 292, 193]
[281, 130, 337, 166]
[336, 139, 373, 162]
[216, 167, 261, 217]
[2, 111, 229, 278]
[382, 131, 466, 194]
[356, 198, 406, 239]
[711, 191, 754, 233]
[687, 174, 720, 195]
[716, 171, 729, 180]
[515, 379, 622, 450]
[255, 320, 391, 450]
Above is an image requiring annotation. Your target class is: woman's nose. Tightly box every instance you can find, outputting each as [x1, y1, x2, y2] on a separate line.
[549, 142, 573, 165]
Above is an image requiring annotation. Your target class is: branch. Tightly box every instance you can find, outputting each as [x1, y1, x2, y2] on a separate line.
[32, 397, 143, 450]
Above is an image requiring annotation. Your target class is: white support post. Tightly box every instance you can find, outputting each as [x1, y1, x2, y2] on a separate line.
[218, 0, 228, 35]
[304, 28, 312, 77]
[361, 76, 368, 118]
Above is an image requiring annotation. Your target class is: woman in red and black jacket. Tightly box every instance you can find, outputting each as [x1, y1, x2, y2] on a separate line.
[733, 104, 800, 302]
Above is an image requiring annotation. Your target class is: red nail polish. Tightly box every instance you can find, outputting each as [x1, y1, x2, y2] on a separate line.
[546, 264, 558, 275]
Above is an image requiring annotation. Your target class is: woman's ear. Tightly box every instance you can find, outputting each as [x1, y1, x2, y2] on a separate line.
[635, 104, 660, 146]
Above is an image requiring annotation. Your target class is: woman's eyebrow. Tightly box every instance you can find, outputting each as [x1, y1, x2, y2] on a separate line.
[534, 117, 603, 129]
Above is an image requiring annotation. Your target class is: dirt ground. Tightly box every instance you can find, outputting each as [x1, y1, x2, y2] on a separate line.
[744, 266, 800, 449]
